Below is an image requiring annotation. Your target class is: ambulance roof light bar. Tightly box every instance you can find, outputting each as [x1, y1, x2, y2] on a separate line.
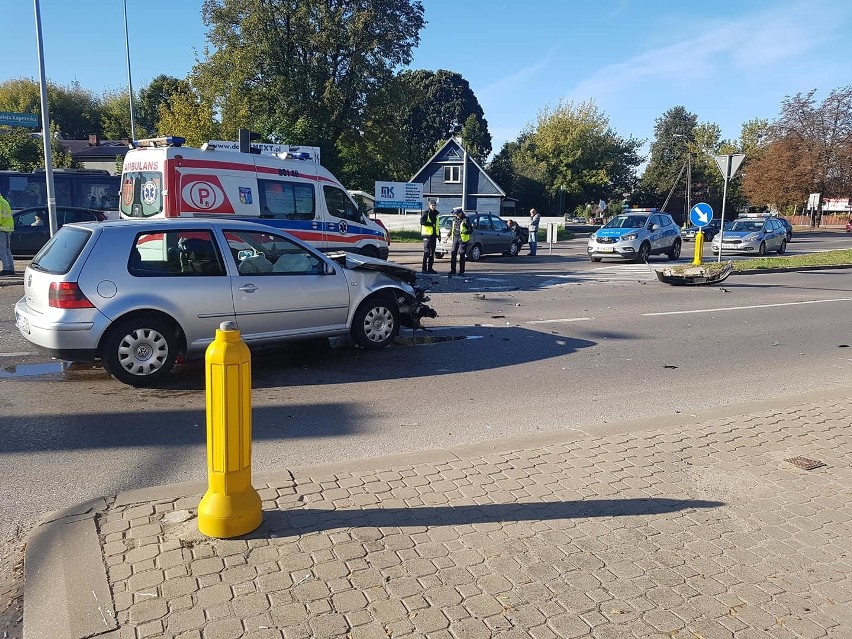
[275, 151, 313, 161]
[130, 136, 186, 149]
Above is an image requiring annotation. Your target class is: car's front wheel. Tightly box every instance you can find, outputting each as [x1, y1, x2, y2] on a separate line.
[758, 241, 766, 256]
[505, 240, 521, 257]
[102, 315, 178, 387]
[635, 242, 651, 263]
[667, 239, 682, 261]
[351, 294, 399, 350]
[777, 239, 787, 254]
[468, 243, 483, 261]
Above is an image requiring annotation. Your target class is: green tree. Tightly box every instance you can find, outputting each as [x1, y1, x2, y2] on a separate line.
[0, 78, 100, 138]
[100, 89, 133, 139]
[743, 87, 852, 211]
[195, 0, 425, 173]
[391, 69, 491, 174]
[641, 106, 698, 198]
[0, 124, 76, 171]
[497, 100, 641, 213]
[138, 75, 188, 136]
[156, 83, 220, 147]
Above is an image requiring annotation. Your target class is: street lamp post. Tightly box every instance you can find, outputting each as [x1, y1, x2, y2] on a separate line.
[123, 0, 137, 141]
[33, 0, 57, 237]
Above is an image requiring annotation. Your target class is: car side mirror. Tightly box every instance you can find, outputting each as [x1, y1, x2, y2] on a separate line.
[651, 224, 660, 231]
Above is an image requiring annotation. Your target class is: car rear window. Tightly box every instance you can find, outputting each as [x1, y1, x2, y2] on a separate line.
[30, 226, 92, 274]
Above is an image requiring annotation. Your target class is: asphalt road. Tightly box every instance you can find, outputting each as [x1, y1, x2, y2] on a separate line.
[1, 230, 851, 549]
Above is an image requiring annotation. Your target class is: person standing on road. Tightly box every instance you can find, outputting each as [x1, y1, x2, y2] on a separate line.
[448, 207, 471, 277]
[0, 189, 15, 276]
[527, 208, 540, 256]
[420, 200, 440, 274]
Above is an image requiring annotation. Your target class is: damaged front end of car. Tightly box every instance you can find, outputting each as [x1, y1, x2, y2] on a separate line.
[329, 251, 438, 330]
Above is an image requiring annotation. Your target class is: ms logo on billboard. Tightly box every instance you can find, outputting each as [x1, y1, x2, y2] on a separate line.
[181, 176, 233, 213]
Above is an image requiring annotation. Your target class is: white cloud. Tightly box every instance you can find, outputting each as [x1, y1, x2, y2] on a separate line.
[564, 1, 847, 103]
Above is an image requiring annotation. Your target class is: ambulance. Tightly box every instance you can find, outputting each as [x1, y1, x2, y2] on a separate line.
[119, 136, 389, 259]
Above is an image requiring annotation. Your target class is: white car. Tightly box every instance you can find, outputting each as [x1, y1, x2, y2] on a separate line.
[587, 210, 682, 262]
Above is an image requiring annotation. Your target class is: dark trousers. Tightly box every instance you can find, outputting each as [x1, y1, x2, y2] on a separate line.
[422, 236, 437, 272]
[450, 239, 468, 274]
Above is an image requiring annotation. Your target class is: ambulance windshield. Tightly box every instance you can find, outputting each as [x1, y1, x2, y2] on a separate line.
[121, 171, 163, 218]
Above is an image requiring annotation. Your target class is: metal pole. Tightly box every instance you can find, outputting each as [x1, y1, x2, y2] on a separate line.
[33, 0, 57, 237]
[123, 0, 136, 141]
[717, 156, 731, 263]
[686, 153, 691, 225]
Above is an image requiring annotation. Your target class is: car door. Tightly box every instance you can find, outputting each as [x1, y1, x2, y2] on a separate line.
[223, 228, 351, 341]
[767, 219, 783, 249]
[12, 208, 50, 256]
[647, 215, 664, 252]
[475, 215, 497, 253]
[490, 216, 515, 253]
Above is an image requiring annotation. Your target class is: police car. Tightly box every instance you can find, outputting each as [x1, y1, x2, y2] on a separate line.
[710, 214, 787, 256]
[587, 210, 682, 262]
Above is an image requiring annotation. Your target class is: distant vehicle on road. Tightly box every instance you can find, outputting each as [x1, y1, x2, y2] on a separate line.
[587, 210, 682, 263]
[711, 216, 787, 255]
[11, 206, 106, 257]
[435, 212, 521, 261]
[682, 219, 722, 242]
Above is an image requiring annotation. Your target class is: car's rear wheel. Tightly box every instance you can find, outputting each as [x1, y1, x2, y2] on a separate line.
[636, 242, 651, 263]
[102, 316, 178, 387]
[468, 243, 483, 262]
[351, 294, 399, 350]
[758, 241, 766, 256]
[590, 256, 602, 262]
[667, 239, 682, 261]
[777, 239, 787, 254]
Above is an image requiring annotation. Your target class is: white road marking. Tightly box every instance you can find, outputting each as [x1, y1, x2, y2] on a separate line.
[643, 297, 852, 316]
[0, 352, 32, 357]
[527, 317, 594, 324]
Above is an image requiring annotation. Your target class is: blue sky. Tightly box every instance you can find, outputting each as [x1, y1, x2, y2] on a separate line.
[5, 0, 851, 158]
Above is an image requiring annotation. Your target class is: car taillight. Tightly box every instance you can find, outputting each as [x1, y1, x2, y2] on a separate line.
[49, 282, 95, 308]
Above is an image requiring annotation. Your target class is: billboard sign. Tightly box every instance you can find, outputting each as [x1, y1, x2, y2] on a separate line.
[374, 181, 423, 209]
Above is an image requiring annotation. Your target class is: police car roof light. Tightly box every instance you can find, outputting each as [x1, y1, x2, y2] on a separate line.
[132, 136, 186, 149]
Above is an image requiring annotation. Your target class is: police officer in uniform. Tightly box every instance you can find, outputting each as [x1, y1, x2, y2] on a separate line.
[448, 207, 471, 277]
[420, 200, 440, 274]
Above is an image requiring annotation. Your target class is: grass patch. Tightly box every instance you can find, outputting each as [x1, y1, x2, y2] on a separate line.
[732, 249, 852, 271]
[389, 230, 423, 243]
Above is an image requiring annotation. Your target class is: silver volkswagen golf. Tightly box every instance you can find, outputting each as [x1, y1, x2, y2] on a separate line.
[15, 219, 436, 387]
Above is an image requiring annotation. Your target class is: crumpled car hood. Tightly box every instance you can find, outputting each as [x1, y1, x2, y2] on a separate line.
[327, 251, 418, 285]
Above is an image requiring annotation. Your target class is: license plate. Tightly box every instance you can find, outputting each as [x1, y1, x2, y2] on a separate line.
[16, 313, 30, 335]
[596, 245, 614, 252]
[721, 243, 737, 249]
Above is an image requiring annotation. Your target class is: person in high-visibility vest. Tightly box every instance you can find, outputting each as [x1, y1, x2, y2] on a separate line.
[448, 207, 472, 277]
[0, 189, 15, 276]
[420, 200, 440, 274]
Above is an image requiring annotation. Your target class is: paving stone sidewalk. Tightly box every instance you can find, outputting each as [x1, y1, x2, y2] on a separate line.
[25, 391, 852, 639]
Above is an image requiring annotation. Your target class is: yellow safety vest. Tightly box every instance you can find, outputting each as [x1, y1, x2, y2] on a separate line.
[451, 218, 471, 242]
[421, 211, 439, 237]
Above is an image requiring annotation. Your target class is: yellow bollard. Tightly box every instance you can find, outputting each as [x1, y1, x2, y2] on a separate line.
[692, 229, 704, 266]
[198, 321, 262, 538]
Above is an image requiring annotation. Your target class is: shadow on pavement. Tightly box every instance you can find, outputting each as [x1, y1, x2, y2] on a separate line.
[258, 498, 726, 537]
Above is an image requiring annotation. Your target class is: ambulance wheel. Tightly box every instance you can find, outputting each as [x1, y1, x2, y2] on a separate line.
[361, 245, 380, 259]
[351, 294, 399, 350]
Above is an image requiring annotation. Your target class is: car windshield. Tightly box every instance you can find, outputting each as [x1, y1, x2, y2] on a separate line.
[729, 220, 764, 232]
[604, 215, 648, 229]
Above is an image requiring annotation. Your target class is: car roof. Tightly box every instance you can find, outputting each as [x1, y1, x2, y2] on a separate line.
[66, 218, 277, 232]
